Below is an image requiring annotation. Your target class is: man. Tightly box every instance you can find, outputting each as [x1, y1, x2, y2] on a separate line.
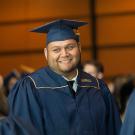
[0, 19, 121, 135]
[120, 89, 135, 135]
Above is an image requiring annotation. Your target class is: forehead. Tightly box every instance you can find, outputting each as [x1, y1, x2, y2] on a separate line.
[47, 39, 78, 48]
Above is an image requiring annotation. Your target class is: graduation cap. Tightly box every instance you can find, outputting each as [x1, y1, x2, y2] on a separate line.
[30, 19, 88, 45]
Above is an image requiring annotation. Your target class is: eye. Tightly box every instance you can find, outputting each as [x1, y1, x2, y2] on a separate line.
[52, 48, 61, 53]
[66, 45, 76, 50]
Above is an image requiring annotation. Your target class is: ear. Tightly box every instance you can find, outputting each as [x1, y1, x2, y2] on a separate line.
[44, 48, 48, 60]
[78, 42, 81, 52]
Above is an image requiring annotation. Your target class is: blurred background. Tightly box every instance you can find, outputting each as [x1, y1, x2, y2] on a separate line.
[0, 0, 135, 79]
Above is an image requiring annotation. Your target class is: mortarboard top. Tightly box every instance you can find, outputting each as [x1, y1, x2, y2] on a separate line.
[30, 19, 88, 45]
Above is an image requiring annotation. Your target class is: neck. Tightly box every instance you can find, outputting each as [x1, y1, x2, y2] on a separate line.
[48, 66, 78, 80]
[63, 69, 77, 80]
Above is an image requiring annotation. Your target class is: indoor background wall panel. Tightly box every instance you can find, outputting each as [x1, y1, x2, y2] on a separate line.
[0, 22, 46, 51]
[0, 0, 28, 21]
[97, 16, 135, 46]
[0, 54, 46, 75]
[98, 48, 135, 78]
[96, 0, 135, 79]
[96, 0, 135, 14]
[27, 0, 90, 19]
[81, 50, 92, 62]
[0, 0, 90, 21]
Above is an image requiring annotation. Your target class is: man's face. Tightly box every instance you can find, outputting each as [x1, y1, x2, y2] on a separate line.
[44, 39, 81, 76]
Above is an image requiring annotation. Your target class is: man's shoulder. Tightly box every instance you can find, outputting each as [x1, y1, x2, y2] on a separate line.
[78, 71, 100, 90]
[26, 67, 67, 88]
[27, 67, 52, 87]
[30, 67, 47, 77]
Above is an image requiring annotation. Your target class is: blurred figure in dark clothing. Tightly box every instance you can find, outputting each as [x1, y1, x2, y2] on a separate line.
[120, 88, 135, 135]
[108, 74, 135, 120]
[119, 74, 135, 119]
[0, 90, 8, 119]
[4, 70, 20, 96]
[0, 75, 8, 119]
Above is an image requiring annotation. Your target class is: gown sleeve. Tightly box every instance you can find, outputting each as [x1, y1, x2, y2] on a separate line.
[0, 77, 45, 135]
[98, 79, 122, 135]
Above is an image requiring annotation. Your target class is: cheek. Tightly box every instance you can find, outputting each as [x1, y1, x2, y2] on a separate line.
[73, 50, 81, 59]
[47, 53, 58, 64]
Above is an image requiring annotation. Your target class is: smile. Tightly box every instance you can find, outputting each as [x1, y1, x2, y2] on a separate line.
[58, 59, 72, 63]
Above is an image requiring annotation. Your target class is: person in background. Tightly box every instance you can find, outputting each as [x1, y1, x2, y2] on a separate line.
[0, 75, 4, 90]
[0, 19, 121, 135]
[83, 60, 104, 79]
[120, 88, 135, 135]
[4, 70, 20, 96]
[0, 75, 8, 119]
[0, 90, 8, 119]
[82, 60, 122, 131]
[109, 74, 135, 120]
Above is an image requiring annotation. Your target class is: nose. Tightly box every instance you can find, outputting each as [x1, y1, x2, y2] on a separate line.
[61, 48, 68, 56]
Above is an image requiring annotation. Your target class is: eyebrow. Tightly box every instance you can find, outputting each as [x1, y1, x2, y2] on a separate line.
[50, 43, 77, 49]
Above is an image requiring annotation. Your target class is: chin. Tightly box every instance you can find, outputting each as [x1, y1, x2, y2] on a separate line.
[60, 66, 77, 73]
[60, 69, 72, 73]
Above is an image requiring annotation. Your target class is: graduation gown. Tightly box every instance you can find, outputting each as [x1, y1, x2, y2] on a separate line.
[120, 89, 135, 135]
[0, 67, 121, 135]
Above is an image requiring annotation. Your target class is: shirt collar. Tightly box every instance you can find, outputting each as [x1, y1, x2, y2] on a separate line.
[62, 69, 78, 82]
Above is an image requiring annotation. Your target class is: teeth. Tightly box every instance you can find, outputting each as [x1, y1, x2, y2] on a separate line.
[63, 60, 70, 61]
[60, 59, 71, 62]
[59, 60, 71, 63]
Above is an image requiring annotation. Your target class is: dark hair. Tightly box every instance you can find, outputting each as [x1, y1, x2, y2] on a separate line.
[83, 60, 104, 73]
[119, 75, 135, 114]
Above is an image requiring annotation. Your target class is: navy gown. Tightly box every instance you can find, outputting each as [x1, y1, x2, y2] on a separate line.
[0, 67, 121, 135]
